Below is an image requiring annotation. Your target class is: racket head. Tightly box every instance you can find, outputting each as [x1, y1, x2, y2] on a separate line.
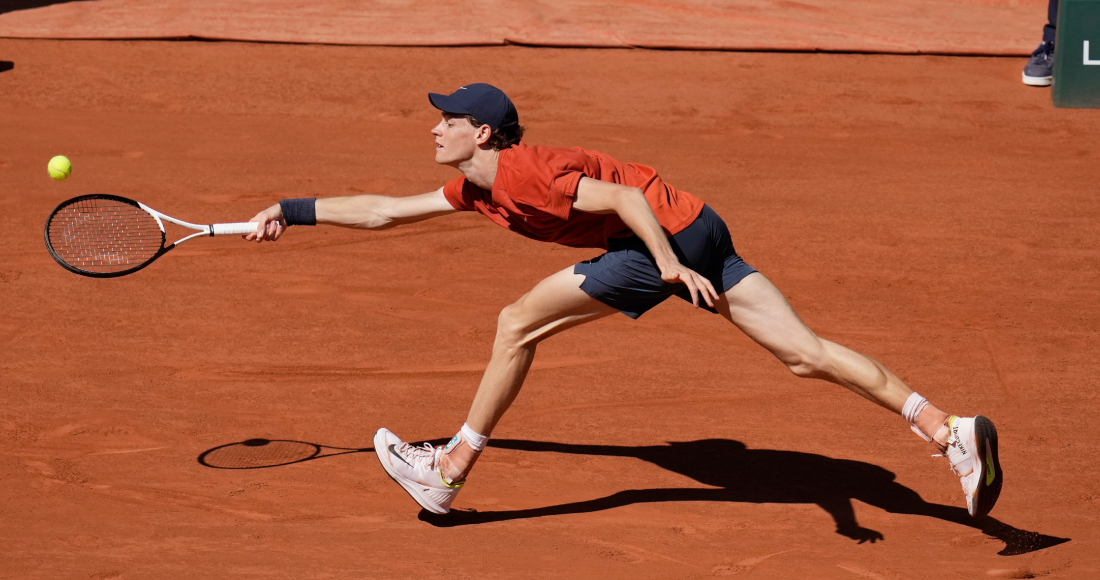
[198, 439, 323, 469]
[44, 194, 167, 278]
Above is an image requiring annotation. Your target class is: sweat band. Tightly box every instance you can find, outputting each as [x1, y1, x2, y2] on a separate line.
[279, 198, 317, 226]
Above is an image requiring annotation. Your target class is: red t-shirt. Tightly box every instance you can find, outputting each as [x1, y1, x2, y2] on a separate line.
[442, 143, 704, 249]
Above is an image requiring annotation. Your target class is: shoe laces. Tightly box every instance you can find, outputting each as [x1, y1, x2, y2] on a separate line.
[944, 431, 979, 478]
[928, 418, 972, 478]
[396, 441, 441, 470]
[1032, 42, 1054, 62]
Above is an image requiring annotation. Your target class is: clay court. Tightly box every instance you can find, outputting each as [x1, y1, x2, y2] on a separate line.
[1, 2, 1098, 577]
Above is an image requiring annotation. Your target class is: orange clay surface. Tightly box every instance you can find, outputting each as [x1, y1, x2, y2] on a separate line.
[0, 0, 1050, 55]
[0, 40, 1097, 579]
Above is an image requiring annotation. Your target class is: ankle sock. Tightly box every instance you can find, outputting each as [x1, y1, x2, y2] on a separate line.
[903, 392, 935, 442]
[439, 424, 487, 484]
[459, 423, 488, 452]
[902, 392, 929, 424]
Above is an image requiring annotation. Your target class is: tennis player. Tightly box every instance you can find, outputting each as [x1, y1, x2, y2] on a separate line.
[244, 83, 1003, 519]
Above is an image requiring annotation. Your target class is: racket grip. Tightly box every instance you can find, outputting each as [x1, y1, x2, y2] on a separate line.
[212, 222, 260, 236]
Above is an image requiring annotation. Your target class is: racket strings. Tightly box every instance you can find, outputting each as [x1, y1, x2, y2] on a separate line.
[47, 198, 164, 273]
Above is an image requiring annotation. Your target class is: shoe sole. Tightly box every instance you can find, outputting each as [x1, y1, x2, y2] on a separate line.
[1022, 72, 1052, 87]
[373, 429, 450, 514]
[971, 415, 1002, 518]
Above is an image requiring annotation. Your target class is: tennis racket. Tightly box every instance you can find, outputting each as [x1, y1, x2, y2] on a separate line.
[44, 194, 259, 278]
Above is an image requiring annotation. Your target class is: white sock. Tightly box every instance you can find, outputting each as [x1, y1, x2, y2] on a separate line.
[460, 423, 488, 452]
[902, 392, 936, 442]
[902, 392, 929, 424]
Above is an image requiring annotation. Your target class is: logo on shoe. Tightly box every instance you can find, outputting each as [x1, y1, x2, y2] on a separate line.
[388, 444, 413, 467]
[951, 422, 968, 456]
[984, 440, 996, 486]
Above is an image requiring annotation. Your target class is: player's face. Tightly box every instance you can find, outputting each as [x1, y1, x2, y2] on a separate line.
[432, 113, 480, 166]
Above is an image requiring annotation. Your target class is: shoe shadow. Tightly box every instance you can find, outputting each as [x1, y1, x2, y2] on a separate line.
[418, 439, 1069, 556]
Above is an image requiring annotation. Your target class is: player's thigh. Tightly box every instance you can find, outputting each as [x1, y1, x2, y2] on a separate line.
[503, 266, 618, 343]
[716, 272, 822, 365]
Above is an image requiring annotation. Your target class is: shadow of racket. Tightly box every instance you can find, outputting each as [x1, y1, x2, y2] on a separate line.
[197, 437, 451, 469]
[198, 438, 372, 469]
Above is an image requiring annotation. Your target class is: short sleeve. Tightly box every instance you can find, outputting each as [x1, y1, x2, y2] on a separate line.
[442, 176, 476, 211]
[532, 153, 594, 220]
[549, 170, 584, 202]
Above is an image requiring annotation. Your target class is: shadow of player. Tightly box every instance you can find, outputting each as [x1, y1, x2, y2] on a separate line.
[420, 438, 1068, 556]
[1, 1, 93, 16]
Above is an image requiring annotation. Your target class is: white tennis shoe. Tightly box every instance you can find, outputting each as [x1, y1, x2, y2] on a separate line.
[941, 415, 1003, 518]
[373, 428, 463, 514]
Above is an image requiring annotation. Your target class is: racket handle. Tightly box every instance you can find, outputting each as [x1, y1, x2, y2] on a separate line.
[211, 222, 260, 236]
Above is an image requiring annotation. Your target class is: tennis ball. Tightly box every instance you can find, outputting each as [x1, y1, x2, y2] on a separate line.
[48, 155, 71, 180]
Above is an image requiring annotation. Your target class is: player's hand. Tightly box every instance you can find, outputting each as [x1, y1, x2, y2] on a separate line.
[244, 204, 286, 243]
[659, 261, 719, 308]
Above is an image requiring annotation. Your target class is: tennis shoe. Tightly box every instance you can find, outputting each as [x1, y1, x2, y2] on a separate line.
[941, 415, 1003, 518]
[373, 428, 462, 514]
[1022, 41, 1054, 86]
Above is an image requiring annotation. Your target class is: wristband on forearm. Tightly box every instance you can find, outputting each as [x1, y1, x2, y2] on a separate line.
[279, 198, 317, 226]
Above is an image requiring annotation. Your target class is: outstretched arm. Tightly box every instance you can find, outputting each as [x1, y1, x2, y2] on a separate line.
[572, 177, 718, 307]
[244, 187, 457, 242]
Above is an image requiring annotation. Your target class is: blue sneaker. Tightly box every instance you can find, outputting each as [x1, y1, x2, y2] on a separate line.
[1022, 42, 1054, 87]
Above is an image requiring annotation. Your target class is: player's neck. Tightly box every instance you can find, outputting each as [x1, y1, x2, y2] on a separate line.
[458, 147, 499, 190]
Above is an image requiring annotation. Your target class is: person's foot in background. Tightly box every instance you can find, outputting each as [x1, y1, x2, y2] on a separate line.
[1023, 41, 1055, 86]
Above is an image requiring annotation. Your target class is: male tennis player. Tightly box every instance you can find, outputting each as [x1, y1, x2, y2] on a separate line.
[244, 83, 1003, 519]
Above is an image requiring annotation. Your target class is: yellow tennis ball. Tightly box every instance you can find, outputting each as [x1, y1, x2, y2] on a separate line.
[48, 155, 71, 180]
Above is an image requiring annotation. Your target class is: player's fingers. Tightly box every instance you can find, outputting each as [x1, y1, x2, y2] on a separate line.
[682, 275, 700, 307]
[697, 273, 718, 307]
[255, 218, 271, 243]
[245, 217, 263, 241]
[245, 213, 269, 241]
[272, 222, 286, 241]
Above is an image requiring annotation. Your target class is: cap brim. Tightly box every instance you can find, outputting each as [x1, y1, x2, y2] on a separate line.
[428, 93, 471, 115]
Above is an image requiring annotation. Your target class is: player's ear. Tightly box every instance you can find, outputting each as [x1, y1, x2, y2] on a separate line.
[474, 124, 492, 146]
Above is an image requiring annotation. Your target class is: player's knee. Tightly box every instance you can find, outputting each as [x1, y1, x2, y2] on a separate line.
[494, 303, 532, 349]
[782, 346, 828, 379]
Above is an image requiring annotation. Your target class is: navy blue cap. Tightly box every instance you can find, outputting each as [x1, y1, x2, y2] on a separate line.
[428, 83, 519, 131]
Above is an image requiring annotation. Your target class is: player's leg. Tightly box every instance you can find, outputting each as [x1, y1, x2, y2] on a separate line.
[716, 273, 935, 421]
[717, 273, 1002, 517]
[374, 266, 616, 513]
[464, 267, 618, 435]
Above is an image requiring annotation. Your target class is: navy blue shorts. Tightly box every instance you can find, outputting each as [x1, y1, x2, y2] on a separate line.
[574, 205, 757, 319]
